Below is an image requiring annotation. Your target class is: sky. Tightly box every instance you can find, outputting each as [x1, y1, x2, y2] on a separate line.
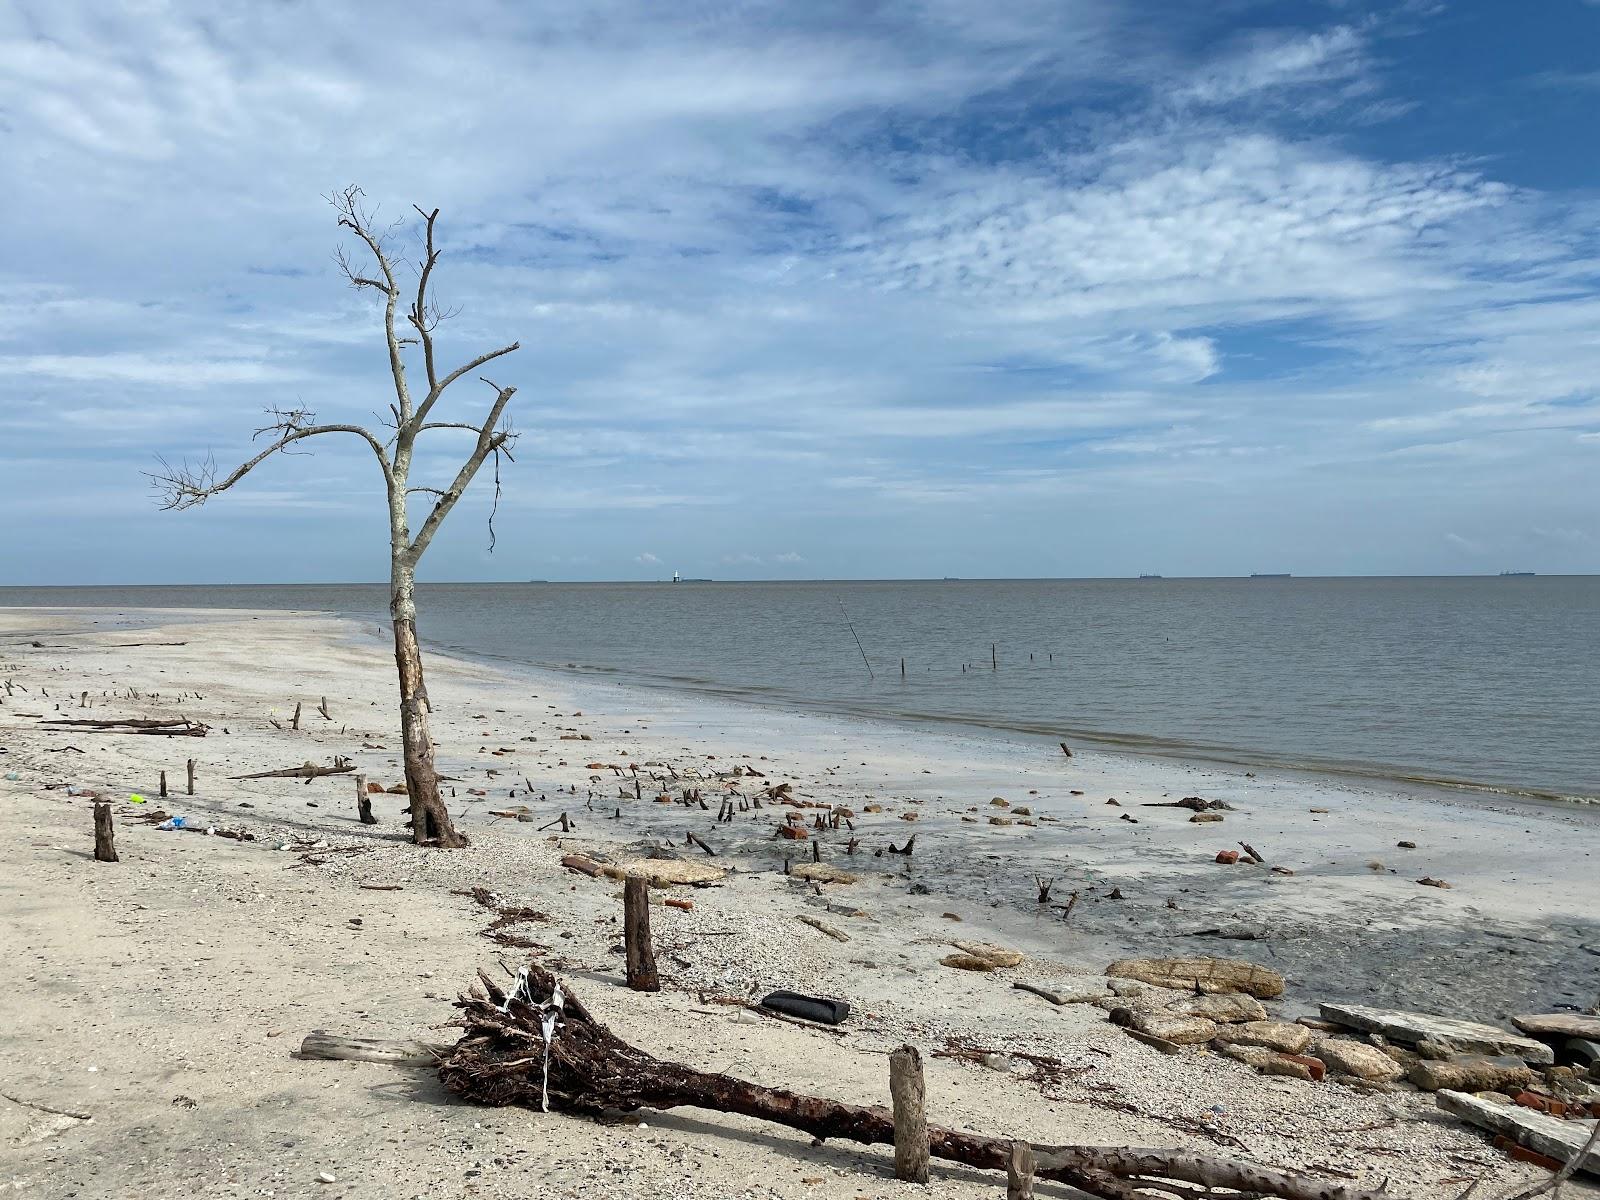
[2, 0, 1598, 584]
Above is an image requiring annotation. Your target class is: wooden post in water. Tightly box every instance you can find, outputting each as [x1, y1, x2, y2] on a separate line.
[889, 1045, 929, 1183]
[900, 657, 906, 679]
[991, 643, 997, 670]
[623, 876, 660, 992]
[1007, 1141, 1036, 1199]
[93, 800, 118, 862]
[186, 758, 196, 796]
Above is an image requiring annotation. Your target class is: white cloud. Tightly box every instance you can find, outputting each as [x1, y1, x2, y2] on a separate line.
[634, 551, 661, 564]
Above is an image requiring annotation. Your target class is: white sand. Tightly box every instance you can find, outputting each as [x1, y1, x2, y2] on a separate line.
[1, 607, 1595, 1199]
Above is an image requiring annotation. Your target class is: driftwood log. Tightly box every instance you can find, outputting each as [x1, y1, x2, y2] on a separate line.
[40, 717, 208, 737]
[440, 963, 1390, 1200]
[232, 757, 354, 782]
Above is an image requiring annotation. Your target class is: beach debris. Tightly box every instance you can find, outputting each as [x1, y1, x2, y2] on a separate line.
[890, 1045, 929, 1183]
[1416, 876, 1452, 889]
[297, 1031, 444, 1066]
[1215, 850, 1240, 864]
[1059, 742, 1072, 757]
[1112, 1010, 1219, 1046]
[623, 876, 660, 992]
[38, 716, 209, 737]
[92, 800, 117, 862]
[1107, 956, 1285, 999]
[760, 991, 850, 1025]
[790, 862, 857, 884]
[796, 915, 851, 942]
[1216, 1044, 1326, 1081]
[1397, 840, 1416, 849]
[943, 954, 999, 972]
[1317, 1002, 1555, 1064]
[1237, 842, 1265, 865]
[1190, 813, 1224, 823]
[952, 941, 1024, 968]
[232, 757, 354, 782]
[1144, 796, 1233, 812]
[560, 854, 606, 878]
[1435, 1089, 1600, 1176]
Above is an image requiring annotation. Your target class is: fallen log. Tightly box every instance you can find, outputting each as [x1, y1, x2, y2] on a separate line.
[40, 716, 209, 737]
[232, 757, 354, 781]
[439, 963, 1391, 1200]
[298, 1031, 446, 1066]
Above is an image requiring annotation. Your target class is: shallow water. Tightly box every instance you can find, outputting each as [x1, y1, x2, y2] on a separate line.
[4, 575, 1596, 800]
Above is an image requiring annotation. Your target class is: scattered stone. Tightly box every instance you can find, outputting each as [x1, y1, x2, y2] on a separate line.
[1397, 840, 1416, 848]
[941, 953, 997, 972]
[1214, 1020, 1312, 1055]
[1108, 956, 1285, 999]
[1317, 1039, 1406, 1082]
[1318, 1003, 1554, 1065]
[1435, 1089, 1600, 1175]
[1175, 993, 1269, 1024]
[951, 941, 1024, 968]
[1190, 813, 1224, 823]
[1409, 1055, 1537, 1093]
[1417, 876, 1452, 889]
[1512, 1013, 1600, 1041]
[1127, 1012, 1220, 1046]
[1215, 850, 1240, 864]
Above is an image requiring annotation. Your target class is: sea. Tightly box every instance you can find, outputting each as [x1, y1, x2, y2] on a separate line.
[2, 576, 1596, 803]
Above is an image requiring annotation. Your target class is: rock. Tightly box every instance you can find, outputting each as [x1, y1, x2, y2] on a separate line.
[1190, 813, 1224, 823]
[951, 941, 1024, 968]
[1175, 993, 1269, 1024]
[601, 858, 727, 886]
[1409, 1055, 1537, 1093]
[790, 863, 857, 884]
[1512, 1013, 1600, 1041]
[1435, 1089, 1600, 1175]
[1296, 1017, 1346, 1033]
[1215, 850, 1240, 864]
[777, 825, 808, 840]
[1318, 1003, 1554, 1065]
[1216, 1044, 1323, 1081]
[941, 953, 996, 972]
[1317, 1039, 1405, 1082]
[1214, 1021, 1313, 1055]
[1124, 1029, 1183, 1055]
[1130, 1012, 1220, 1046]
[1107, 956, 1285, 999]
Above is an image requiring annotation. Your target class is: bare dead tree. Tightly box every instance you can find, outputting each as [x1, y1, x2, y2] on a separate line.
[150, 187, 522, 848]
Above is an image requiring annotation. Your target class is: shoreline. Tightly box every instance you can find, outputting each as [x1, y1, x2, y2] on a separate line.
[3, 606, 1598, 1197]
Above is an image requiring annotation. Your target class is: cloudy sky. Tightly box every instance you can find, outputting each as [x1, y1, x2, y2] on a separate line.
[3, 0, 1598, 583]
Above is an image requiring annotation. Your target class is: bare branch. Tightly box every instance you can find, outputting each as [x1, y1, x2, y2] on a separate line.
[329, 185, 413, 424]
[406, 383, 518, 562]
[417, 422, 484, 435]
[149, 419, 392, 511]
[409, 206, 442, 394]
[408, 341, 520, 432]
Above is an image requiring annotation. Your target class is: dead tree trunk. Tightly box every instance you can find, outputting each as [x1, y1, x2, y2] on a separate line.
[623, 876, 660, 992]
[889, 1045, 929, 1183]
[441, 965, 1390, 1200]
[93, 801, 118, 862]
[1007, 1141, 1035, 1199]
[392, 565, 464, 848]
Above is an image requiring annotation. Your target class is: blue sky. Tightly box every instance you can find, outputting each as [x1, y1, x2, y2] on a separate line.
[2, 0, 1598, 583]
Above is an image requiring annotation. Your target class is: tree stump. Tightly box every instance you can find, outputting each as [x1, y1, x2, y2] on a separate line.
[159, 770, 168, 799]
[93, 800, 118, 862]
[186, 758, 196, 796]
[356, 774, 376, 825]
[1008, 1141, 1036, 1199]
[890, 1045, 929, 1184]
[623, 875, 660, 992]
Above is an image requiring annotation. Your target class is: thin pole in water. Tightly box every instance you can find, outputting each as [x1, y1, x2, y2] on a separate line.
[991, 642, 997, 671]
[838, 598, 874, 680]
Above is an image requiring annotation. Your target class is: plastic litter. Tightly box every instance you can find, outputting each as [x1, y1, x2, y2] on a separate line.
[128, 793, 147, 804]
[3, 772, 20, 782]
[759, 991, 850, 1025]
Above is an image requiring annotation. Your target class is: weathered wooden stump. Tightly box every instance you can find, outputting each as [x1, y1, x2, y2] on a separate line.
[93, 800, 118, 862]
[890, 1045, 929, 1184]
[623, 875, 660, 992]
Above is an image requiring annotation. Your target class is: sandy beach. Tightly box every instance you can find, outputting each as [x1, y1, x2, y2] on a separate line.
[2, 606, 1597, 1200]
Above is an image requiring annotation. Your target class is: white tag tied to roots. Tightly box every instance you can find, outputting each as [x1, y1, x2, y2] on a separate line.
[500, 966, 564, 1112]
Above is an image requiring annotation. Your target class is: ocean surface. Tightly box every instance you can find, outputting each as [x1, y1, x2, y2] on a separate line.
[3, 577, 1596, 801]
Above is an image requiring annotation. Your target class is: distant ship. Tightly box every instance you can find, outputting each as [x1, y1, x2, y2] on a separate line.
[1250, 573, 1291, 579]
[1498, 571, 1535, 577]
[1138, 573, 1163, 580]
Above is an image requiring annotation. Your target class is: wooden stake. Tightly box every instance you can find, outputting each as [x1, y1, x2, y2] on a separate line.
[159, 770, 168, 798]
[186, 758, 196, 796]
[292, 701, 302, 730]
[93, 800, 118, 862]
[623, 876, 660, 993]
[1007, 1141, 1036, 1199]
[900, 657, 906, 678]
[356, 774, 376, 825]
[890, 1045, 929, 1184]
[318, 696, 331, 720]
[991, 643, 997, 670]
